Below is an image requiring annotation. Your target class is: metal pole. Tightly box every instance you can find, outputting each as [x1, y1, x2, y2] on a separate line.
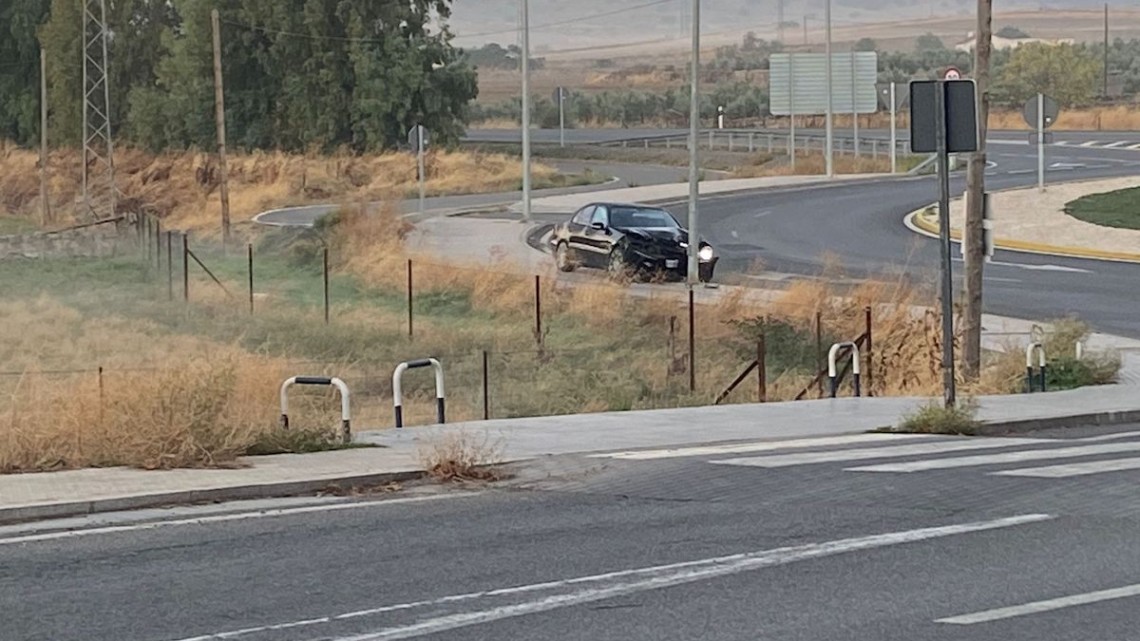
[789, 55, 796, 171]
[1037, 92, 1045, 192]
[851, 51, 859, 159]
[406, 258, 414, 339]
[889, 82, 898, 173]
[534, 274, 542, 346]
[521, 0, 532, 223]
[935, 81, 957, 408]
[558, 89, 566, 148]
[39, 48, 49, 226]
[864, 305, 873, 396]
[1104, 3, 1110, 98]
[688, 287, 696, 393]
[824, 0, 834, 178]
[482, 350, 490, 420]
[687, 0, 701, 287]
[417, 126, 426, 218]
[815, 311, 823, 398]
[166, 231, 173, 301]
[757, 334, 767, 402]
[322, 247, 330, 324]
[247, 243, 254, 315]
[182, 233, 189, 302]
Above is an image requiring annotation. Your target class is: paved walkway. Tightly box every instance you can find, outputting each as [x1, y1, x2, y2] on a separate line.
[923, 176, 1140, 260]
[5, 387, 1140, 523]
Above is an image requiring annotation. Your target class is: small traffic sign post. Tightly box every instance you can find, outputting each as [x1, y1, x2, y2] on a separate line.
[910, 78, 980, 409]
[1023, 94, 1059, 193]
[408, 125, 429, 217]
[553, 87, 567, 148]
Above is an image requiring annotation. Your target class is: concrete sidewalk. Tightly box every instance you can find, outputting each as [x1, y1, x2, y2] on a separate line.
[4, 388, 1140, 524]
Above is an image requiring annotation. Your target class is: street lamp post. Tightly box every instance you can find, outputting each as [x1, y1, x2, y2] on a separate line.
[521, 0, 532, 223]
[687, 0, 701, 286]
[824, 0, 834, 177]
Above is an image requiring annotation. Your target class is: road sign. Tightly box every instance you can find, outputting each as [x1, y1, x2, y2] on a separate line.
[769, 52, 879, 115]
[1022, 95, 1060, 129]
[552, 87, 567, 103]
[877, 83, 909, 111]
[909, 80, 979, 154]
[942, 66, 962, 80]
[407, 125, 429, 153]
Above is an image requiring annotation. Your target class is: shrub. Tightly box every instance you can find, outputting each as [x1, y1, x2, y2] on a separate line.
[896, 398, 981, 435]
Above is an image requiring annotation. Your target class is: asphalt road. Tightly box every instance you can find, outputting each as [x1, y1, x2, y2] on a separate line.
[9, 426, 1140, 640]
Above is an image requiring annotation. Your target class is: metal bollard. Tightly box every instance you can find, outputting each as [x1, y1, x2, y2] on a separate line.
[393, 358, 445, 428]
[279, 376, 352, 443]
[1025, 343, 1047, 393]
[827, 342, 862, 398]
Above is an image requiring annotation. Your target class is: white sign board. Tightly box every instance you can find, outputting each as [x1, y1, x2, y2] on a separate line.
[769, 52, 879, 116]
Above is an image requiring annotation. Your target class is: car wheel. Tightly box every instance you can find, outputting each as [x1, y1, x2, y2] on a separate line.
[607, 249, 629, 281]
[555, 242, 574, 272]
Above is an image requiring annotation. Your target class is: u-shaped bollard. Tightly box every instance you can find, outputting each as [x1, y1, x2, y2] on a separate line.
[827, 342, 862, 398]
[279, 376, 352, 443]
[393, 358, 445, 428]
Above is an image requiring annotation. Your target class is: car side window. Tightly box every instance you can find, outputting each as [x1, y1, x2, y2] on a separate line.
[591, 206, 609, 227]
[571, 206, 594, 226]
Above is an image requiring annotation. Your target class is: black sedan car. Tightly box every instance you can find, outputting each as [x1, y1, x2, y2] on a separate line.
[550, 202, 718, 282]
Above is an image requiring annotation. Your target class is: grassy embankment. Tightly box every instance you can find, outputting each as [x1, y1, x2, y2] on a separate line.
[1064, 186, 1140, 230]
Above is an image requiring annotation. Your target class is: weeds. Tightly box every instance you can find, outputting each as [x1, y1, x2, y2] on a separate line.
[418, 429, 507, 483]
[896, 398, 981, 435]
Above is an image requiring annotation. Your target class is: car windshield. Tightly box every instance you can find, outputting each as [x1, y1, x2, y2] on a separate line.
[609, 207, 679, 229]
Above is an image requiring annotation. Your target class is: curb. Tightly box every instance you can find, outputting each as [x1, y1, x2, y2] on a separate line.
[0, 470, 424, 526]
[903, 198, 1140, 265]
[973, 408, 1140, 436]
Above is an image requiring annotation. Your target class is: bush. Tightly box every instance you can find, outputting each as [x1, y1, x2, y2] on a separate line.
[896, 398, 981, 435]
[1045, 355, 1120, 391]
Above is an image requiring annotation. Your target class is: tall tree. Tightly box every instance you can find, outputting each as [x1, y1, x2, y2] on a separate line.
[39, 0, 83, 147]
[0, 0, 51, 146]
[997, 43, 1099, 107]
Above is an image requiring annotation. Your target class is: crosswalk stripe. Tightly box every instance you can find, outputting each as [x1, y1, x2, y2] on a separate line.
[593, 433, 931, 461]
[848, 441, 1140, 473]
[993, 456, 1140, 478]
[709, 438, 1046, 469]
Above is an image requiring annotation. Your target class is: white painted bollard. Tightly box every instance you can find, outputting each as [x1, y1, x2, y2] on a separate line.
[828, 342, 862, 398]
[1025, 343, 1047, 393]
[279, 376, 352, 443]
[393, 358, 445, 428]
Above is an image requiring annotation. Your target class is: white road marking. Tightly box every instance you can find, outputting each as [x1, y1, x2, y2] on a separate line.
[992, 456, 1140, 478]
[593, 433, 932, 461]
[1049, 162, 1085, 169]
[1055, 140, 1072, 146]
[937, 583, 1140, 625]
[1014, 263, 1093, 273]
[168, 514, 1053, 641]
[709, 437, 1046, 469]
[1079, 141, 1101, 148]
[1105, 141, 1130, 148]
[1078, 430, 1140, 442]
[1128, 143, 1140, 151]
[1008, 168, 1034, 174]
[754, 210, 772, 218]
[848, 440, 1140, 474]
[0, 494, 473, 546]
[731, 230, 739, 239]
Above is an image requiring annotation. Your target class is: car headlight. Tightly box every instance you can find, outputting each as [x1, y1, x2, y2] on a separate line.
[698, 245, 714, 261]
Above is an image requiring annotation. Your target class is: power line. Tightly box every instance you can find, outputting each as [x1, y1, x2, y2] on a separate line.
[455, 0, 678, 40]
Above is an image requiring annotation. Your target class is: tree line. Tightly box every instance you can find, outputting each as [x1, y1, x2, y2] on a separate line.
[0, 0, 477, 152]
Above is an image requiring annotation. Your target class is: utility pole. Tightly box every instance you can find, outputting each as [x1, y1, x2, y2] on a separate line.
[824, 0, 834, 178]
[82, 0, 116, 222]
[1104, 3, 1110, 97]
[40, 47, 50, 226]
[777, 0, 785, 43]
[521, 0, 532, 223]
[962, 0, 992, 379]
[211, 9, 232, 248]
[687, 0, 701, 287]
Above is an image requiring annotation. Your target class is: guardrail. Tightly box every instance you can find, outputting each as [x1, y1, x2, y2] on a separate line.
[393, 358, 446, 428]
[828, 342, 862, 398]
[597, 128, 917, 160]
[1026, 343, 1047, 393]
[279, 376, 352, 443]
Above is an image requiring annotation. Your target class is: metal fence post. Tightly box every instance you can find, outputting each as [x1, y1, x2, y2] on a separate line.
[534, 274, 542, 347]
[247, 243, 254, 315]
[407, 258, 414, 340]
[322, 247, 330, 324]
[182, 233, 189, 302]
[815, 311, 823, 398]
[166, 231, 173, 301]
[688, 287, 696, 393]
[482, 349, 490, 420]
[864, 306, 873, 396]
[757, 334, 767, 402]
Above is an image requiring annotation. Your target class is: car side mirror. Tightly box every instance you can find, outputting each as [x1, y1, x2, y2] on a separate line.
[591, 222, 608, 232]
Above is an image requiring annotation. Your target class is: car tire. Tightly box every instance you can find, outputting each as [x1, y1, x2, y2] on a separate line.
[555, 242, 574, 272]
[607, 249, 628, 281]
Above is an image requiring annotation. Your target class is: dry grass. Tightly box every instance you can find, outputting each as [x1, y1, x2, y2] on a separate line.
[417, 429, 506, 483]
[734, 154, 897, 178]
[0, 145, 562, 236]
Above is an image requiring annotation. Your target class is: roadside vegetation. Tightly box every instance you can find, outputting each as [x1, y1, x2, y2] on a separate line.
[0, 202, 1120, 473]
[895, 398, 981, 435]
[0, 146, 589, 234]
[1063, 186, 1140, 230]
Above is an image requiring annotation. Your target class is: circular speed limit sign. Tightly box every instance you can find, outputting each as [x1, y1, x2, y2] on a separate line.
[942, 67, 962, 80]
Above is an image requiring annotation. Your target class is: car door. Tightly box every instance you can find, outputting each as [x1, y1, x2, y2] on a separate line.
[581, 205, 615, 267]
[564, 206, 594, 263]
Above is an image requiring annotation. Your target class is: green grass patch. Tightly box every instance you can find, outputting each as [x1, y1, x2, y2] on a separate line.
[1064, 186, 1140, 230]
[894, 399, 981, 435]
